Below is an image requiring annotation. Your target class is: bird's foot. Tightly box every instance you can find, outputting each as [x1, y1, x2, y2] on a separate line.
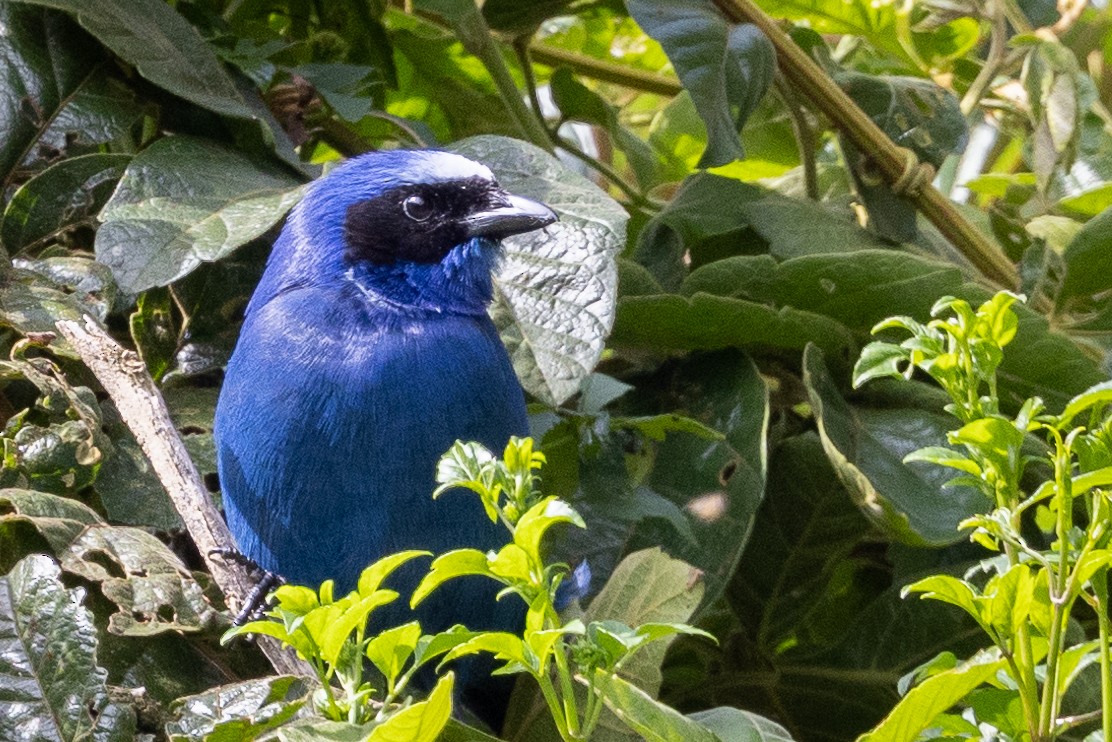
[209, 548, 285, 625]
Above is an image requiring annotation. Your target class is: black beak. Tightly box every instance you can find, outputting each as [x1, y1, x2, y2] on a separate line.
[464, 193, 558, 239]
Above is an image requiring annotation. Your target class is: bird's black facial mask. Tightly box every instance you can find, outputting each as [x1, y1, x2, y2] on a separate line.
[344, 176, 555, 266]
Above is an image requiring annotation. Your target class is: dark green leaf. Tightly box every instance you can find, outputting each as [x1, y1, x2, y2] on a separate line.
[626, 1, 774, 166]
[2, 153, 130, 253]
[0, 554, 135, 741]
[96, 135, 304, 293]
[550, 67, 661, 189]
[1059, 206, 1112, 305]
[166, 676, 310, 742]
[12, 0, 255, 119]
[60, 524, 217, 635]
[804, 345, 988, 545]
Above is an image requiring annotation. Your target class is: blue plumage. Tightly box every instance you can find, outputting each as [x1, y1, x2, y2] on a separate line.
[214, 150, 556, 724]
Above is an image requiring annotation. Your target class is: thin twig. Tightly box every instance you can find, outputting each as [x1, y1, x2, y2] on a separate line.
[527, 44, 683, 97]
[961, 0, 1009, 116]
[54, 316, 312, 679]
[774, 76, 819, 200]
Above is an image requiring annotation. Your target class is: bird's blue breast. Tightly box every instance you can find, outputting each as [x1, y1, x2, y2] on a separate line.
[214, 280, 527, 632]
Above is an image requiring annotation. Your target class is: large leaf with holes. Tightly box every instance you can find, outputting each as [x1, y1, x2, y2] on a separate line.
[59, 525, 217, 636]
[451, 135, 626, 406]
[12, 0, 254, 119]
[96, 136, 305, 293]
[0, 554, 135, 741]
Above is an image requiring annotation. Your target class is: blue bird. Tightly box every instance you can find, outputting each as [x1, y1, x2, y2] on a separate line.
[213, 150, 557, 725]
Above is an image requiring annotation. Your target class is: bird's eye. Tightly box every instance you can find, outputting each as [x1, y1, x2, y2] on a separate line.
[402, 195, 434, 222]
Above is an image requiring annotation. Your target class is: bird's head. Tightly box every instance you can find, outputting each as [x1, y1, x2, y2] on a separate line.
[254, 150, 557, 315]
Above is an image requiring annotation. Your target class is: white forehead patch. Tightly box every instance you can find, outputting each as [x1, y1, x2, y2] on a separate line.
[414, 151, 496, 184]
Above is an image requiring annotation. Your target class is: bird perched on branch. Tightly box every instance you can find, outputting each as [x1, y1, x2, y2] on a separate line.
[214, 150, 556, 725]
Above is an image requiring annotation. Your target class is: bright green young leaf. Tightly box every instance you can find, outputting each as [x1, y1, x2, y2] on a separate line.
[489, 543, 533, 583]
[949, 417, 1025, 471]
[357, 550, 432, 596]
[903, 574, 989, 631]
[858, 650, 1007, 742]
[11, 0, 255, 119]
[317, 590, 400, 668]
[514, 497, 586, 559]
[902, 447, 982, 475]
[366, 621, 423, 687]
[853, 342, 911, 387]
[1057, 379, 1112, 427]
[411, 549, 495, 607]
[986, 564, 1035, 641]
[367, 672, 454, 742]
[441, 631, 533, 672]
[0, 555, 136, 741]
[96, 136, 305, 293]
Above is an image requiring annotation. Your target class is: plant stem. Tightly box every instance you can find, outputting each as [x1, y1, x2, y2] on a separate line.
[1094, 571, 1112, 742]
[466, 32, 553, 151]
[515, 39, 548, 122]
[961, 0, 1009, 116]
[710, 0, 1019, 289]
[527, 44, 683, 97]
[774, 76, 819, 200]
[555, 134, 661, 212]
[553, 648, 582, 737]
[538, 671, 573, 741]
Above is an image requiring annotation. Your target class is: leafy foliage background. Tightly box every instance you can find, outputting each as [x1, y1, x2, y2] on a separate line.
[0, 0, 1110, 739]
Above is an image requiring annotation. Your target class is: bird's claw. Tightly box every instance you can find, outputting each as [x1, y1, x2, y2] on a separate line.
[210, 548, 285, 625]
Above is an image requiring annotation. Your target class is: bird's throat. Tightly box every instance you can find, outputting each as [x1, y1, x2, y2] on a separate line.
[344, 238, 499, 315]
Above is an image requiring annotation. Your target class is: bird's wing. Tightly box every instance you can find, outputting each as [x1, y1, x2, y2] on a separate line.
[214, 285, 527, 591]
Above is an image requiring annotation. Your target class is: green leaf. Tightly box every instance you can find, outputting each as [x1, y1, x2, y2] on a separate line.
[591, 669, 719, 742]
[441, 631, 532, 672]
[1, 153, 130, 253]
[166, 676, 310, 742]
[368, 672, 454, 742]
[514, 497, 585, 559]
[611, 292, 856, 359]
[317, 590, 399, 668]
[688, 707, 795, 741]
[836, 72, 967, 169]
[0, 554, 136, 741]
[1059, 206, 1112, 305]
[858, 650, 1007, 742]
[60, 524, 217, 636]
[411, 549, 494, 607]
[902, 447, 981, 476]
[357, 550, 432, 596]
[805, 345, 989, 545]
[626, 1, 774, 166]
[585, 549, 705, 694]
[96, 136, 305, 293]
[12, 0, 255, 119]
[549, 67, 661, 189]
[0, 488, 102, 561]
[450, 135, 626, 406]
[751, 0, 907, 63]
[903, 574, 990, 631]
[366, 621, 422, 687]
[0, 3, 109, 187]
